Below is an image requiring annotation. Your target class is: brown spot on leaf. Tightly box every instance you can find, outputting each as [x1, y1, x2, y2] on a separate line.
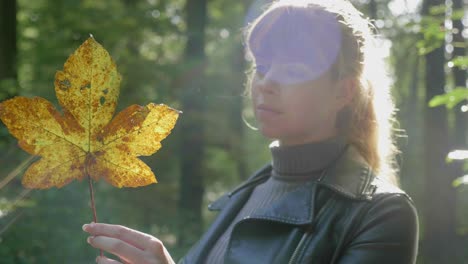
[81, 82, 91, 90]
[117, 144, 131, 153]
[94, 150, 105, 157]
[96, 133, 104, 143]
[59, 79, 71, 91]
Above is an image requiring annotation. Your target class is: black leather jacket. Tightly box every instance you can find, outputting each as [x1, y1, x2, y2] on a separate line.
[179, 147, 419, 263]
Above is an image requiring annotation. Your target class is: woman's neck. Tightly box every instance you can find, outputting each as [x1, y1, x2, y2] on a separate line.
[270, 136, 346, 181]
[275, 132, 339, 147]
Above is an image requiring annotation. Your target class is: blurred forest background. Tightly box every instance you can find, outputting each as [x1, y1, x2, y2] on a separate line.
[0, 0, 468, 263]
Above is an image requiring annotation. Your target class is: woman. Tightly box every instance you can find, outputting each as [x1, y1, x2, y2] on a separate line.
[83, 0, 419, 263]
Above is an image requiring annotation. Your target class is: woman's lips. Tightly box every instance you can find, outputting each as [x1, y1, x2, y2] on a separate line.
[255, 105, 282, 119]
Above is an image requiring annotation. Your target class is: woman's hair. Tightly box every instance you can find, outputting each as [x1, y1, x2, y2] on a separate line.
[244, 0, 399, 184]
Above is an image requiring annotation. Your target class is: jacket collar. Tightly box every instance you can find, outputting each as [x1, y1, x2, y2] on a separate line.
[317, 145, 377, 200]
[208, 145, 376, 224]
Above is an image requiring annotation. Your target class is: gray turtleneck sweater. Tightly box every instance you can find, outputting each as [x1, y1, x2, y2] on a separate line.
[205, 137, 346, 263]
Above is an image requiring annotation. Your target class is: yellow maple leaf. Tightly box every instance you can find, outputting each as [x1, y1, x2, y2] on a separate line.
[0, 37, 179, 189]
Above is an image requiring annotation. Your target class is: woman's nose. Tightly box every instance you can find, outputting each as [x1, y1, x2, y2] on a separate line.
[256, 72, 279, 94]
[256, 78, 278, 94]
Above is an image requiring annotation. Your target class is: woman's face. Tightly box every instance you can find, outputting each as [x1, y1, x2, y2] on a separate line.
[251, 62, 346, 146]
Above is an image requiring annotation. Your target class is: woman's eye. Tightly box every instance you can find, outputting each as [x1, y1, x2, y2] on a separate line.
[285, 66, 309, 79]
[284, 69, 301, 78]
[255, 64, 269, 75]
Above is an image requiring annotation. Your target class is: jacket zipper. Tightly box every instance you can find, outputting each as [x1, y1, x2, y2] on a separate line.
[288, 196, 336, 264]
[287, 231, 309, 264]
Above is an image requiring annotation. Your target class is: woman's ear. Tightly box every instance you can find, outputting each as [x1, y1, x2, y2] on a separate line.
[335, 77, 357, 109]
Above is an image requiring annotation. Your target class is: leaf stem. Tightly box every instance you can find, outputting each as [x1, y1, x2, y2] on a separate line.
[86, 165, 103, 258]
[87, 174, 98, 224]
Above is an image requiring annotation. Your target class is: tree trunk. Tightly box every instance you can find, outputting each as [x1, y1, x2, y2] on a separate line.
[422, 0, 456, 262]
[368, 0, 377, 20]
[228, 45, 248, 180]
[0, 0, 17, 99]
[0, 0, 17, 147]
[177, 0, 207, 248]
[452, 0, 467, 146]
[230, 0, 252, 180]
[450, 0, 466, 259]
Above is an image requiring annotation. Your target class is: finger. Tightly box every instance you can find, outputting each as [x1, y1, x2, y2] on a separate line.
[88, 236, 143, 263]
[83, 223, 154, 250]
[119, 257, 132, 264]
[96, 256, 122, 264]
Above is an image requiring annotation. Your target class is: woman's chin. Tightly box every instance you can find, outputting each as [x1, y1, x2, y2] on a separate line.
[258, 125, 281, 140]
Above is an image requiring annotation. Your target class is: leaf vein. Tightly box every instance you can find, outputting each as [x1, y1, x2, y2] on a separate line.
[95, 113, 166, 152]
[96, 156, 142, 174]
[37, 154, 87, 175]
[26, 109, 84, 151]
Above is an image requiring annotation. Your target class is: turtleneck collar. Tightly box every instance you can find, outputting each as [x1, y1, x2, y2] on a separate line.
[269, 137, 347, 182]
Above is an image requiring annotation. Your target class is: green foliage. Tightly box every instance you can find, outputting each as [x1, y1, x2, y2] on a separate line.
[416, 5, 446, 55]
[450, 56, 468, 69]
[416, 18, 445, 55]
[453, 175, 468, 188]
[0, 79, 18, 101]
[448, 150, 468, 188]
[428, 88, 468, 109]
[416, 5, 465, 56]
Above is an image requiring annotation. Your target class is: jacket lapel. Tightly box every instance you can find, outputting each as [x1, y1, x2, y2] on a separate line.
[249, 180, 318, 225]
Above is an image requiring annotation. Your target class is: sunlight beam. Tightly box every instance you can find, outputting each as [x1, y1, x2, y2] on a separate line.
[0, 155, 36, 189]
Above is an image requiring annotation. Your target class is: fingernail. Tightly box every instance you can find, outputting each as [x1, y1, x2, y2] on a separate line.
[82, 224, 88, 231]
[87, 236, 94, 244]
[95, 256, 100, 263]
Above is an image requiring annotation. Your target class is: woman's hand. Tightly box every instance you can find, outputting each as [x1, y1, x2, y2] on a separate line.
[82, 222, 175, 264]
